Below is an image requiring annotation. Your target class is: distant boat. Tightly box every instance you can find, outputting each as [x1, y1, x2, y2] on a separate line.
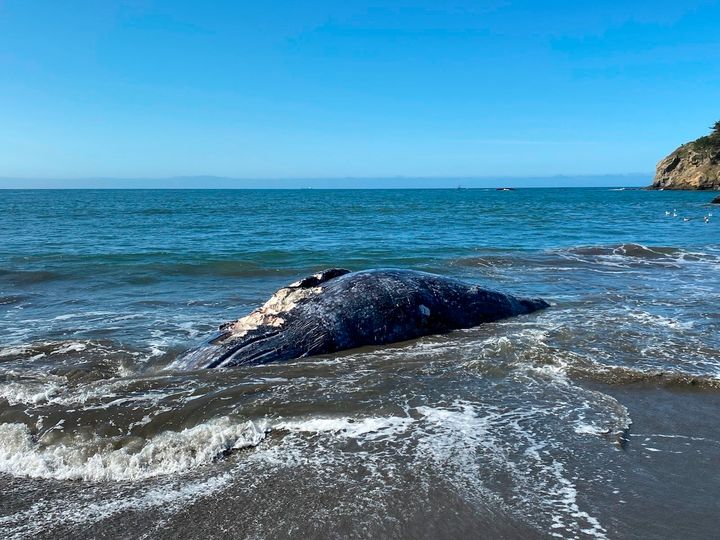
[496, 187, 515, 191]
[457, 185, 467, 190]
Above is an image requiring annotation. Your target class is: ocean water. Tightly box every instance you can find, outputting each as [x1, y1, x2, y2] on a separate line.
[0, 188, 718, 539]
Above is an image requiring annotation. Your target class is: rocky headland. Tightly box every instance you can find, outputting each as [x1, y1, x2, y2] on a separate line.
[651, 121, 720, 190]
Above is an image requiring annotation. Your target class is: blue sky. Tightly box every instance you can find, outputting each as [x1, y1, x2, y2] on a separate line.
[0, 0, 719, 186]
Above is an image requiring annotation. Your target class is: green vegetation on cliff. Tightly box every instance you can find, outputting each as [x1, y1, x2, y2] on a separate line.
[687, 120, 720, 155]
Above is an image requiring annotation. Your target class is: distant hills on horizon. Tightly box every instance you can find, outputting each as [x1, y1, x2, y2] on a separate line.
[0, 173, 651, 189]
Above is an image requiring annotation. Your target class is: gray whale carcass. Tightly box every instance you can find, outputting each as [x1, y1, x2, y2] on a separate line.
[171, 268, 549, 370]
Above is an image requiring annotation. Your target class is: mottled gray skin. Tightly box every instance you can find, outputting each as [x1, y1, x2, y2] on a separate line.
[172, 269, 549, 370]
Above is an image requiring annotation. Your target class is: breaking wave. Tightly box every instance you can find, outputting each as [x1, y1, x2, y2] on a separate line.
[0, 417, 266, 482]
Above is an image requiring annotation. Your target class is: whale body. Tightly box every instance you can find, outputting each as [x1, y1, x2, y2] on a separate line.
[171, 268, 549, 370]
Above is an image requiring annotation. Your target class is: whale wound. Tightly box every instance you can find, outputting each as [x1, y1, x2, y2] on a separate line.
[219, 268, 351, 339]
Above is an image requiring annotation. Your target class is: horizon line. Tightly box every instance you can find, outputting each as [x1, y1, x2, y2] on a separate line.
[0, 173, 651, 181]
[0, 186, 649, 190]
[0, 173, 653, 190]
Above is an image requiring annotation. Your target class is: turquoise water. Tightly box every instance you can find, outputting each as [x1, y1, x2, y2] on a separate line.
[1, 188, 716, 348]
[1, 188, 719, 539]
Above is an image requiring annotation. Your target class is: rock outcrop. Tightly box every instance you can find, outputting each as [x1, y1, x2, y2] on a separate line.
[651, 122, 720, 190]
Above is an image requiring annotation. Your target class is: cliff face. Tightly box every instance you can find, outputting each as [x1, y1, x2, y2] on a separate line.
[651, 130, 720, 190]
